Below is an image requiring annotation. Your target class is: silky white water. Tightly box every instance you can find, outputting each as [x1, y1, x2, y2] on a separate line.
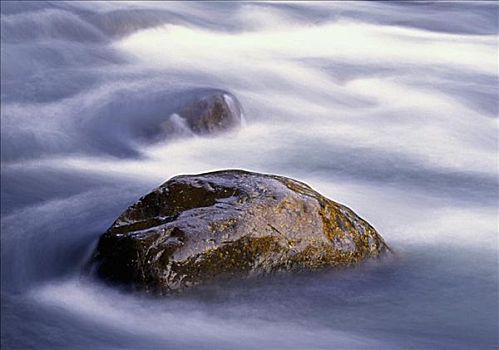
[1, 2, 498, 349]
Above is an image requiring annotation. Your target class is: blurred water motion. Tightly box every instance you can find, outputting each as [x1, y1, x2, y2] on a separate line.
[1, 2, 498, 349]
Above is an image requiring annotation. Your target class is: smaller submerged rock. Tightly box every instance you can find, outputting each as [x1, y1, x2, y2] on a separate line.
[93, 170, 389, 293]
[82, 88, 244, 158]
[180, 92, 243, 135]
[161, 91, 243, 137]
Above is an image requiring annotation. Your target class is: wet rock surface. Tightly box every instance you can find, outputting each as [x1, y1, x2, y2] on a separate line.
[93, 170, 389, 293]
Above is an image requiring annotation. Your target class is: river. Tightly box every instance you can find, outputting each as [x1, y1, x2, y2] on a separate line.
[1, 2, 498, 349]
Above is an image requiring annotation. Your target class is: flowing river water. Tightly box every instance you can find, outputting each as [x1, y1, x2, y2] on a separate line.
[1, 2, 498, 349]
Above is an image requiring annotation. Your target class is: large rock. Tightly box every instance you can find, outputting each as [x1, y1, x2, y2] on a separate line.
[93, 170, 389, 293]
